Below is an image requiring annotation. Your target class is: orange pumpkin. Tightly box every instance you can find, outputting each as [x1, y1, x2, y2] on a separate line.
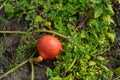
[37, 35, 62, 60]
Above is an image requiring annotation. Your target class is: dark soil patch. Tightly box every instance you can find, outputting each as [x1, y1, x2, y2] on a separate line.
[2, 61, 54, 80]
[106, 27, 120, 78]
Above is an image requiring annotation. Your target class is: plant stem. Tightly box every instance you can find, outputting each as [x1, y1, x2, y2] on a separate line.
[0, 58, 30, 79]
[113, 76, 120, 80]
[34, 29, 67, 39]
[0, 30, 67, 38]
[30, 60, 34, 80]
[0, 0, 8, 10]
[110, 57, 120, 62]
[32, 56, 43, 62]
[62, 56, 77, 77]
[68, 56, 77, 70]
[0, 31, 26, 34]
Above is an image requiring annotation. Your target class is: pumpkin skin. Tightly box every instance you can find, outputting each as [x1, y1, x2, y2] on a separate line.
[37, 35, 62, 60]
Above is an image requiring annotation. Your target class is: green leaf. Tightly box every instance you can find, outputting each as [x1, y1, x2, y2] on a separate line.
[5, 3, 14, 13]
[89, 61, 96, 66]
[90, 0, 101, 4]
[94, 6, 103, 18]
[107, 3, 114, 15]
[4, 3, 14, 19]
[102, 15, 114, 25]
[114, 67, 120, 76]
[49, 75, 73, 80]
[35, 16, 43, 22]
[46, 67, 53, 77]
[80, 30, 86, 38]
[106, 32, 116, 43]
[97, 56, 105, 60]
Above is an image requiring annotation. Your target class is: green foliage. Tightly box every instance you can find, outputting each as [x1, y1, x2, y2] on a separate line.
[4, 3, 14, 19]
[42, 0, 114, 80]
[0, 0, 115, 80]
[114, 67, 120, 76]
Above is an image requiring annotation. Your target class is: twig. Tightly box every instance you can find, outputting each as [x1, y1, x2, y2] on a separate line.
[76, 15, 90, 30]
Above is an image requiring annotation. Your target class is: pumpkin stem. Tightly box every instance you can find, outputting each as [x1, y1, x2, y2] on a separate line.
[32, 56, 43, 62]
[29, 59, 34, 80]
[35, 29, 67, 39]
[0, 30, 67, 39]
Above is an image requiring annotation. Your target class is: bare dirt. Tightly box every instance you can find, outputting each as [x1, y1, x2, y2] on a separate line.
[2, 61, 54, 80]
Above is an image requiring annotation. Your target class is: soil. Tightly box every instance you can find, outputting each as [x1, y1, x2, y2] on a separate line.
[0, 1, 120, 80]
[2, 61, 54, 80]
[106, 27, 120, 78]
